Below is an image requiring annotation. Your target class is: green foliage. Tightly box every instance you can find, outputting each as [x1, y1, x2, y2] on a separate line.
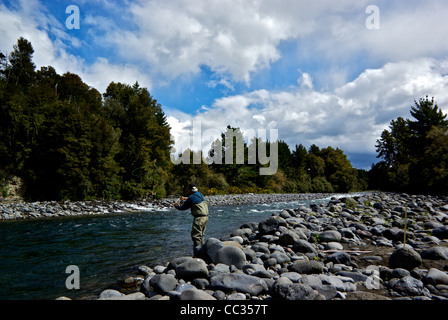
[374, 96, 448, 194]
[0, 38, 172, 200]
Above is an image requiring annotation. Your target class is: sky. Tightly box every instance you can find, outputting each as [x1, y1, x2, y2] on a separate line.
[1, 0, 448, 169]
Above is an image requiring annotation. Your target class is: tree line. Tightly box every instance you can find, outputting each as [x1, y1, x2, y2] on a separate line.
[1, 38, 446, 200]
[371, 96, 448, 195]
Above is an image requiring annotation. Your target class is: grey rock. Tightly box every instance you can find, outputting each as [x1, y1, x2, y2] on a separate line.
[278, 229, 303, 245]
[420, 246, 448, 260]
[272, 277, 316, 300]
[391, 268, 410, 279]
[313, 284, 338, 300]
[99, 292, 146, 300]
[137, 265, 152, 276]
[215, 245, 247, 269]
[299, 275, 322, 288]
[318, 274, 356, 292]
[213, 290, 226, 300]
[180, 288, 216, 300]
[210, 273, 268, 296]
[289, 260, 324, 274]
[200, 238, 225, 263]
[175, 257, 209, 280]
[335, 271, 368, 283]
[174, 283, 196, 293]
[432, 226, 448, 240]
[258, 216, 280, 235]
[293, 239, 317, 254]
[389, 247, 422, 270]
[192, 278, 209, 290]
[232, 228, 253, 238]
[227, 292, 246, 300]
[326, 252, 352, 265]
[280, 272, 302, 283]
[424, 268, 448, 286]
[98, 289, 124, 299]
[390, 276, 428, 297]
[263, 257, 277, 269]
[149, 274, 177, 294]
[319, 230, 342, 242]
[325, 242, 344, 250]
[269, 251, 290, 264]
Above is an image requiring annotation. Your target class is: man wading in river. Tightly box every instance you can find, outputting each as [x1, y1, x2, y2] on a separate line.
[174, 183, 209, 252]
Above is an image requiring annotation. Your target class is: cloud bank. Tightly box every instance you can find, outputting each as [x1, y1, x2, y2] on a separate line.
[2, 0, 448, 168]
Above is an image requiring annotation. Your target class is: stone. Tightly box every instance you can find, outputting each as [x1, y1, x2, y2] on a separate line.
[180, 288, 216, 300]
[391, 268, 410, 279]
[272, 277, 316, 300]
[318, 275, 355, 292]
[313, 284, 338, 300]
[280, 272, 302, 283]
[277, 230, 302, 245]
[346, 291, 391, 300]
[390, 276, 428, 297]
[326, 252, 351, 265]
[289, 260, 324, 274]
[420, 246, 448, 260]
[258, 216, 280, 235]
[389, 247, 422, 270]
[293, 239, 317, 254]
[137, 265, 152, 276]
[167, 256, 194, 270]
[227, 292, 247, 300]
[175, 258, 209, 280]
[424, 268, 448, 286]
[209, 273, 268, 296]
[213, 290, 226, 300]
[192, 278, 209, 289]
[319, 230, 342, 242]
[433, 226, 448, 240]
[149, 274, 177, 294]
[335, 271, 368, 283]
[299, 275, 323, 288]
[153, 265, 166, 274]
[231, 228, 253, 238]
[99, 292, 146, 300]
[215, 245, 247, 269]
[269, 251, 291, 264]
[200, 238, 225, 263]
[251, 243, 271, 254]
[325, 242, 344, 250]
[98, 289, 124, 299]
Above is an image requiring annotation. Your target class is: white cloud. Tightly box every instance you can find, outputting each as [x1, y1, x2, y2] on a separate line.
[0, 1, 151, 93]
[167, 57, 448, 168]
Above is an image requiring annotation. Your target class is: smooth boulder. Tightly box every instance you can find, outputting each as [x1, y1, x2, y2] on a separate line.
[209, 273, 268, 296]
[388, 247, 422, 270]
[215, 245, 247, 269]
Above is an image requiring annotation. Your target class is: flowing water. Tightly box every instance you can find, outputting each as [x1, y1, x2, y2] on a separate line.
[0, 195, 345, 300]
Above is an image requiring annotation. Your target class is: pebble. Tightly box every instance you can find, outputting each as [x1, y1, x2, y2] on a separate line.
[44, 191, 448, 300]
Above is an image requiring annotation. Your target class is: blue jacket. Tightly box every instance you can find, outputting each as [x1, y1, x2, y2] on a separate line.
[176, 192, 206, 211]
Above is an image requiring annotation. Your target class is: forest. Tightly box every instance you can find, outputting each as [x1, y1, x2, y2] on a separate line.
[1, 38, 447, 200]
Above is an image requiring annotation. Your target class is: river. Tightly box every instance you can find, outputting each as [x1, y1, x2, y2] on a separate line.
[0, 194, 344, 300]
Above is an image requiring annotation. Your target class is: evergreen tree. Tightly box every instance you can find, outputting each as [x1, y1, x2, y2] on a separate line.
[375, 96, 448, 194]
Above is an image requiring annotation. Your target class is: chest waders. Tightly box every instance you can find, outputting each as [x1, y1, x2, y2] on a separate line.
[190, 200, 208, 248]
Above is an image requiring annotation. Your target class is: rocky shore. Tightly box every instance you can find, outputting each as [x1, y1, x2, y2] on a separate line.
[63, 191, 448, 301]
[0, 193, 338, 220]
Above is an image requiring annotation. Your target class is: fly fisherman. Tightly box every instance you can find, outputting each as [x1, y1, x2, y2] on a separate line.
[174, 183, 209, 251]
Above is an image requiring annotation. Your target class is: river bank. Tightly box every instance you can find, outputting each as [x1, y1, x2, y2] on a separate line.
[0, 193, 341, 221]
[76, 191, 448, 301]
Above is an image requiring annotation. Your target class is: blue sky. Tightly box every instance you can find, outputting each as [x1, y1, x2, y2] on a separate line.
[1, 0, 448, 169]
